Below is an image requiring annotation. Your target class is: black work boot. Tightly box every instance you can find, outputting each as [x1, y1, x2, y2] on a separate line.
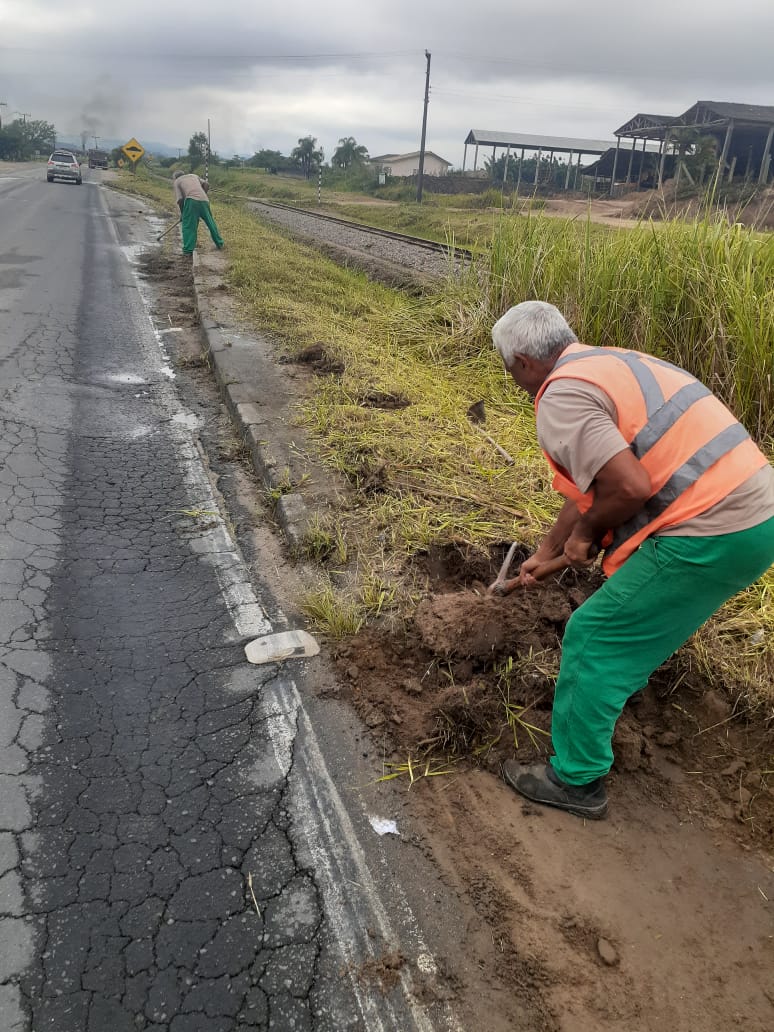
[503, 760, 608, 820]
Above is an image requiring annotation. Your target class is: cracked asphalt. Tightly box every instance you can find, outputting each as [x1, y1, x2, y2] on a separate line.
[0, 167, 457, 1032]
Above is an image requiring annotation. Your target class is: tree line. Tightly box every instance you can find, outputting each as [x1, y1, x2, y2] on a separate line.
[0, 119, 57, 160]
[183, 133, 370, 179]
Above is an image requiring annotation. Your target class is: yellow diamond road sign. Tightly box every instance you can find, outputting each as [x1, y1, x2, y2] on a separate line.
[121, 138, 145, 163]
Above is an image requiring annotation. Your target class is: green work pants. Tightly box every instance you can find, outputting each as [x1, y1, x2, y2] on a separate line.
[551, 516, 774, 785]
[181, 198, 224, 254]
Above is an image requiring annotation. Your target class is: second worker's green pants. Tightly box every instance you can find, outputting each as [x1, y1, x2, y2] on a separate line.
[181, 198, 224, 254]
[550, 517, 774, 785]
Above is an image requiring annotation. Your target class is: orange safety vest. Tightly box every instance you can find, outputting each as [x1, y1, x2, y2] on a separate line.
[535, 342, 768, 575]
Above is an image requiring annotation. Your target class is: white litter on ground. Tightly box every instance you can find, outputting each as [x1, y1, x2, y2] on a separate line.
[244, 629, 320, 665]
[369, 817, 399, 837]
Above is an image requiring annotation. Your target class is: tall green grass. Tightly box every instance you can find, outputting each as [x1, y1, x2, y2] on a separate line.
[483, 214, 774, 443]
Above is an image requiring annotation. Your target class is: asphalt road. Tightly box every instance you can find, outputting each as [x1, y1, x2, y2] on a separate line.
[0, 165, 459, 1032]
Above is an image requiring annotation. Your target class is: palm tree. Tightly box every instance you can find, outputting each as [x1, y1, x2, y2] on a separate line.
[669, 128, 718, 186]
[331, 137, 369, 170]
[291, 136, 324, 179]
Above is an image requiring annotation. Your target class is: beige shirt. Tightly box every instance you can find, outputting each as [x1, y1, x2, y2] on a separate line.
[537, 379, 774, 536]
[173, 174, 210, 203]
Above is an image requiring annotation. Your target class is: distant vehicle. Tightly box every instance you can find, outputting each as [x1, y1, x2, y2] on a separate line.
[47, 150, 82, 185]
[88, 149, 109, 170]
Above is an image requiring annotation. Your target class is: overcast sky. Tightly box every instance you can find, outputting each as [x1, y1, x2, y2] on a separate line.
[2, 1, 773, 165]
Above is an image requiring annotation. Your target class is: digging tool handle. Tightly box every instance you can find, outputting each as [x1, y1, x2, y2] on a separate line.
[493, 555, 571, 596]
[157, 218, 182, 241]
[530, 554, 571, 582]
[470, 424, 515, 465]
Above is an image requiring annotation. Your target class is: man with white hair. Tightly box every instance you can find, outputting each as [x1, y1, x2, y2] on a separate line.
[172, 170, 224, 255]
[491, 300, 774, 819]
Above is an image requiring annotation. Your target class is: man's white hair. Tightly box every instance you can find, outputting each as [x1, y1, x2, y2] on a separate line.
[492, 301, 577, 364]
[172, 170, 186, 179]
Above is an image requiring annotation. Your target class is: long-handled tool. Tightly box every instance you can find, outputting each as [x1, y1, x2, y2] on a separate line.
[490, 551, 570, 596]
[156, 218, 181, 242]
[466, 400, 515, 466]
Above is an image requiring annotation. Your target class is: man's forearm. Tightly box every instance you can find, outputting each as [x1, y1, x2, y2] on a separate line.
[564, 454, 652, 565]
[536, 499, 581, 558]
[575, 493, 645, 542]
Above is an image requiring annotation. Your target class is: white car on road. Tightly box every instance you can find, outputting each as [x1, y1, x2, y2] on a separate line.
[47, 150, 82, 185]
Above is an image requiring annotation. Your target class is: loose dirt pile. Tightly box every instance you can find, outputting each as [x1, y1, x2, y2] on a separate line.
[414, 588, 572, 659]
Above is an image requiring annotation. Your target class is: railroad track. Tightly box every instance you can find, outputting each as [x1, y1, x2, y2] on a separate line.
[249, 199, 476, 262]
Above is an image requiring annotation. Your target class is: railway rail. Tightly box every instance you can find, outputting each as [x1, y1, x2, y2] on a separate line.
[246, 198, 477, 285]
[250, 199, 477, 261]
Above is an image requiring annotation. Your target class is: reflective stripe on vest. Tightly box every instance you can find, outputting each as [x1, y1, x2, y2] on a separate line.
[536, 344, 766, 574]
[552, 346, 669, 420]
[608, 421, 751, 554]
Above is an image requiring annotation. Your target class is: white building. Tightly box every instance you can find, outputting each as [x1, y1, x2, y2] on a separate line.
[370, 151, 452, 176]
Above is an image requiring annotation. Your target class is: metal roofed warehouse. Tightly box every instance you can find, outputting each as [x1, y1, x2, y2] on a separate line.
[464, 129, 625, 158]
[462, 129, 661, 190]
[612, 101, 774, 190]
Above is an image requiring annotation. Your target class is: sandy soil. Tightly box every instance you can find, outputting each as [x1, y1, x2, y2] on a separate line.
[540, 188, 774, 231]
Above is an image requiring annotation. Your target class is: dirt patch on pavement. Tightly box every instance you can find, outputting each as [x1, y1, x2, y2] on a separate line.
[354, 951, 406, 995]
[332, 543, 774, 1032]
[136, 251, 199, 336]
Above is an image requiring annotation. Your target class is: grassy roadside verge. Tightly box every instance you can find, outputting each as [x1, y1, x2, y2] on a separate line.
[111, 169, 774, 709]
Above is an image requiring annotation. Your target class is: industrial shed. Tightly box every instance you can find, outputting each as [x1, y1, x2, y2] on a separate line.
[611, 102, 774, 190]
[461, 129, 660, 191]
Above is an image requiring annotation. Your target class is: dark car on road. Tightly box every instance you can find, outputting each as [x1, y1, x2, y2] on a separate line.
[47, 150, 82, 184]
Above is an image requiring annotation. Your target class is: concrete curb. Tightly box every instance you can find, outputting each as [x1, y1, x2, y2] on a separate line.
[191, 253, 311, 552]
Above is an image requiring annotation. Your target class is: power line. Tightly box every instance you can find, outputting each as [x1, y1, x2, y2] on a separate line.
[0, 44, 419, 61]
[432, 86, 632, 114]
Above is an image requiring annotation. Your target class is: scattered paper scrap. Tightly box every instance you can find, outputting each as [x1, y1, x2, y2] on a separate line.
[244, 629, 320, 665]
[369, 817, 399, 837]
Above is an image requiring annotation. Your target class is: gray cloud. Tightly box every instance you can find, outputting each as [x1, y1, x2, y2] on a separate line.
[2, 0, 772, 164]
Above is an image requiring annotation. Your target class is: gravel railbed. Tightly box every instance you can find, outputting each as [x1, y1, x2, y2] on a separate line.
[248, 200, 468, 282]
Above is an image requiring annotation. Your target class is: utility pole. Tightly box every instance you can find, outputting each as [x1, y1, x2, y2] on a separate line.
[206, 118, 211, 182]
[416, 49, 431, 204]
[0, 102, 6, 129]
[93, 136, 100, 149]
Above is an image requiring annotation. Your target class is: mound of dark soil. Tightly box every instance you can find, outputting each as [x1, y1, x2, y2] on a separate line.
[414, 589, 571, 660]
